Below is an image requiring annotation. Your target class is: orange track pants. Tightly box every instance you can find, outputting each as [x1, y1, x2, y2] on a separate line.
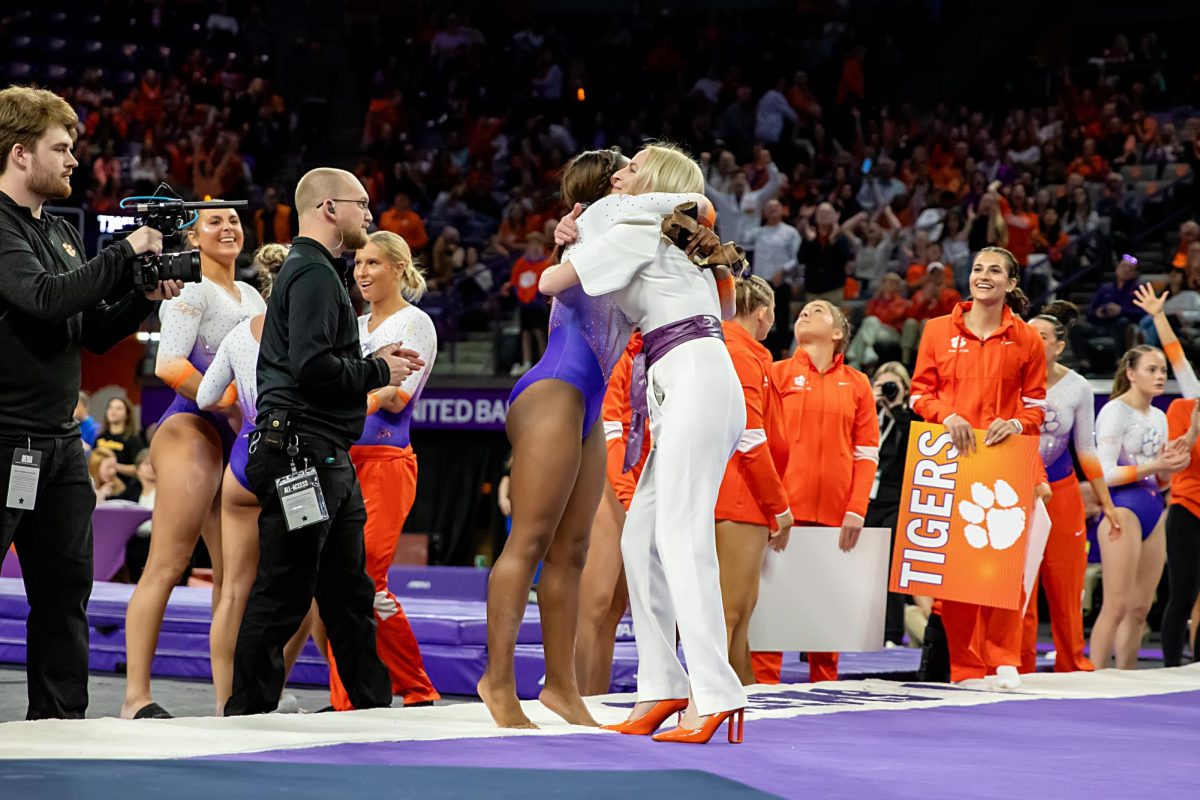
[751, 651, 839, 683]
[1020, 475, 1095, 673]
[327, 445, 440, 708]
[941, 595, 1026, 682]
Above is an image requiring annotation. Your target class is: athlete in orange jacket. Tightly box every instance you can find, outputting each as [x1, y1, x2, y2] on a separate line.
[910, 247, 1047, 687]
[753, 298, 880, 684]
[715, 278, 794, 684]
[576, 333, 652, 695]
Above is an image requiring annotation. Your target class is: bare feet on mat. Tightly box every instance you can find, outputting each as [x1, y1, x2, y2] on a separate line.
[539, 685, 600, 727]
[477, 676, 537, 729]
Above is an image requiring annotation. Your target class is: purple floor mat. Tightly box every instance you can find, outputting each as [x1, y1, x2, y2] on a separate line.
[214, 690, 1200, 798]
[0, 577, 1055, 698]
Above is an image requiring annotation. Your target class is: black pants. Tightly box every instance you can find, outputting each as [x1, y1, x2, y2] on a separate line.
[0, 434, 95, 719]
[764, 280, 795, 359]
[866, 498, 906, 645]
[1163, 504, 1200, 667]
[225, 433, 391, 715]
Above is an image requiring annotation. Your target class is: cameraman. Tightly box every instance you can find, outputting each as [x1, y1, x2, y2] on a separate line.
[0, 86, 179, 719]
[226, 168, 422, 715]
[863, 363, 925, 648]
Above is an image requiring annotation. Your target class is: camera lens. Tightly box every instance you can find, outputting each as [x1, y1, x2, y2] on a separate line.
[881, 381, 899, 401]
[157, 250, 203, 284]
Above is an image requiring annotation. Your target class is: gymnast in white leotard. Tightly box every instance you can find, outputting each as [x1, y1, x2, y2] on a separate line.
[121, 206, 260, 720]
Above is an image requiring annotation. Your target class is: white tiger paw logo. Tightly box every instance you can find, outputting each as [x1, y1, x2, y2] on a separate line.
[1041, 409, 1060, 433]
[957, 480, 1026, 550]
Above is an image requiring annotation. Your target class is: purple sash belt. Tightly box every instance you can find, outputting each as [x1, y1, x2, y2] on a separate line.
[624, 314, 724, 473]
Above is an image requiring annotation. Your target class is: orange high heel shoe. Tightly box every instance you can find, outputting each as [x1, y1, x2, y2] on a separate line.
[651, 708, 744, 744]
[602, 699, 689, 735]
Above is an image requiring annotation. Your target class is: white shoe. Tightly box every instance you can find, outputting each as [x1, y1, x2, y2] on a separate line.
[994, 666, 1021, 690]
[273, 694, 301, 714]
[509, 361, 531, 376]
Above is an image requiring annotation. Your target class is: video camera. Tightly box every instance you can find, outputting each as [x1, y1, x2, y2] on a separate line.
[120, 186, 248, 292]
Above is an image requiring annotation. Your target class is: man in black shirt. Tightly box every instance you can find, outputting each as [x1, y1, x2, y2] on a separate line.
[226, 168, 423, 715]
[0, 86, 178, 719]
[798, 202, 855, 304]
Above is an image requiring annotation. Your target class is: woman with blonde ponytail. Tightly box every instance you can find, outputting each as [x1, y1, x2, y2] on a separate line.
[321, 230, 440, 710]
[197, 244, 314, 714]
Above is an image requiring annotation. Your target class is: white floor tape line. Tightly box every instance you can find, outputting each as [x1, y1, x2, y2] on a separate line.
[0, 665, 1197, 761]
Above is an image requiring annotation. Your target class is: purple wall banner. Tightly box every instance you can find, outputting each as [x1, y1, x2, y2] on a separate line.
[141, 385, 512, 432]
[410, 388, 512, 431]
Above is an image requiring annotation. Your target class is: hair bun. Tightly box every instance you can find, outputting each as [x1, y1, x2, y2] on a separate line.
[1040, 300, 1080, 330]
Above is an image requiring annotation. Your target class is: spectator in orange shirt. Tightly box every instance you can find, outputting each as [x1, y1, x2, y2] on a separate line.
[1031, 206, 1070, 266]
[906, 240, 944, 290]
[1003, 184, 1039, 269]
[901, 263, 961, 365]
[498, 203, 535, 251]
[846, 272, 909, 369]
[716, 277, 794, 684]
[1172, 220, 1199, 270]
[753, 298, 880, 684]
[1067, 138, 1109, 182]
[502, 233, 551, 375]
[378, 193, 429, 253]
[252, 187, 294, 246]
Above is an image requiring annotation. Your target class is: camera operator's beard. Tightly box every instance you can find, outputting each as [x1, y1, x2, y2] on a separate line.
[28, 160, 72, 200]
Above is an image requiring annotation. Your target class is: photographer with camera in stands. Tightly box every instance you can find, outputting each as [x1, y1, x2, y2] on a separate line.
[0, 86, 181, 720]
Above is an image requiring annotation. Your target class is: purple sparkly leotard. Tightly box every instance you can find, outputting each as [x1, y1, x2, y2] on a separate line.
[507, 192, 704, 439]
[509, 285, 628, 438]
[156, 278, 264, 461]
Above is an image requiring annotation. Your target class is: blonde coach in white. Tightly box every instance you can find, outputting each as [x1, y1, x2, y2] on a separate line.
[541, 144, 747, 745]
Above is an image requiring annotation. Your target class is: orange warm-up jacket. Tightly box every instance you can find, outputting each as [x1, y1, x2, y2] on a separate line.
[910, 302, 1047, 434]
[1168, 398, 1200, 519]
[769, 350, 880, 525]
[715, 322, 791, 528]
[603, 334, 651, 509]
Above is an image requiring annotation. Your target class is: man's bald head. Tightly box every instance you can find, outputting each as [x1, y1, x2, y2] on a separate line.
[295, 167, 362, 215]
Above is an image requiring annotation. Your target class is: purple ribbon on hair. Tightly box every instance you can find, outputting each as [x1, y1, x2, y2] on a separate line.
[623, 315, 724, 473]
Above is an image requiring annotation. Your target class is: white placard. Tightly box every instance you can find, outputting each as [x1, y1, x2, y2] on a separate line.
[1022, 498, 1052, 614]
[748, 526, 890, 652]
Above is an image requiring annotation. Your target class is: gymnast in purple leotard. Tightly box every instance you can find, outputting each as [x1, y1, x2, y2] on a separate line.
[478, 148, 716, 729]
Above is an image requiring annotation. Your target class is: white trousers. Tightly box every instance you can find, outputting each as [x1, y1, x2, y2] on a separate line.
[622, 337, 747, 715]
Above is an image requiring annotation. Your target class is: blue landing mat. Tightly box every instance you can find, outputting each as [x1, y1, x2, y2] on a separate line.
[0, 761, 778, 800]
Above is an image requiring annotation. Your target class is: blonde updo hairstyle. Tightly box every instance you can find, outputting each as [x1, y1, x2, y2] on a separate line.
[252, 243, 289, 299]
[367, 230, 428, 302]
[628, 142, 704, 194]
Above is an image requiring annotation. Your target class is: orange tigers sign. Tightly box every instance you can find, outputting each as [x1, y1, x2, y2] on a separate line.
[888, 421, 1042, 610]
